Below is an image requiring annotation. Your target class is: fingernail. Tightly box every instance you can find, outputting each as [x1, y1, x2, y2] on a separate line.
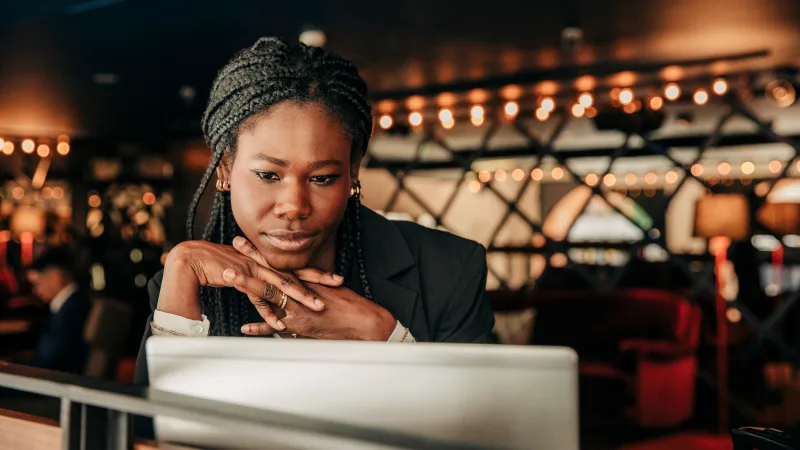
[276, 320, 286, 330]
[240, 325, 250, 334]
[232, 236, 243, 247]
[314, 299, 325, 309]
[332, 274, 344, 282]
[223, 269, 236, 281]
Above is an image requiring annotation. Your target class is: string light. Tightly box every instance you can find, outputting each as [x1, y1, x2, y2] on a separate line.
[578, 93, 593, 108]
[53, 187, 64, 199]
[470, 105, 485, 126]
[691, 164, 704, 177]
[665, 170, 679, 184]
[88, 194, 102, 208]
[649, 96, 664, 110]
[408, 112, 423, 127]
[551, 167, 564, 180]
[645, 172, 658, 184]
[1, 141, 13, 155]
[21, 139, 35, 153]
[619, 88, 634, 105]
[571, 104, 585, 118]
[379, 114, 393, 129]
[512, 168, 525, 181]
[468, 181, 481, 193]
[438, 108, 454, 128]
[504, 101, 519, 119]
[12, 187, 24, 200]
[603, 174, 616, 187]
[535, 108, 549, 121]
[478, 170, 491, 183]
[143, 192, 156, 205]
[693, 89, 709, 105]
[56, 142, 70, 155]
[664, 83, 681, 101]
[718, 162, 731, 176]
[495, 169, 507, 182]
[769, 160, 782, 174]
[741, 161, 755, 175]
[625, 173, 638, 185]
[539, 97, 555, 112]
[585, 173, 598, 186]
[713, 78, 728, 95]
[37, 144, 50, 158]
[531, 168, 544, 181]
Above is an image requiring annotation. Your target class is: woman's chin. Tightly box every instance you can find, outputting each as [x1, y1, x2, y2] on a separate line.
[264, 253, 313, 272]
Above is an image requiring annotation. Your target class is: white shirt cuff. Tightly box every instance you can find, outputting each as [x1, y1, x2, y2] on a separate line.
[387, 321, 416, 343]
[153, 310, 210, 336]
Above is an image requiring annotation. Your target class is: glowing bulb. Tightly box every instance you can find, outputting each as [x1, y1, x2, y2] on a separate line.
[625, 173, 638, 185]
[143, 192, 156, 205]
[379, 115, 393, 129]
[21, 139, 35, 153]
[645, 172, 658, 184]
[470, 105, 485, 126]
[1, 141, 13, 155]
[691, 164, 704, 177]
[769, 160, 782, 174]
[88, 194, 102, 208]
[504, 101, 519, 118]
[713, 79, 728, 95]
[551, 167, 564, 180]
[664, 83, 681, 101]
[37, 144, 50, 158]
[741, 161, 755, 175]
[478, 171, 491, 183]
[603, 174, 616, 187]
[619, 88, 634, 105]
[578, 93, 593, 108]
[539, 97, 555, 112]
[649, 96, 664, 110]
[693, 89, 709, 105]
[535, 108, 549, 121]
[571, 104, 585, 118]
[495, 169, 507, 182]
[585, 173, 598, 186]
[408, 112, 423, 127]
[468, 181, 481, 193]
[56, 142, 70, 155]
[531, 168, 544, 181]
[512, 168, 525, 181]
[665, 170, 679, 184]
[438, 108, 453, 123]
[718, 162, 732, 176]
[53, 187, 64, 199]
[12, 187, 24, 200]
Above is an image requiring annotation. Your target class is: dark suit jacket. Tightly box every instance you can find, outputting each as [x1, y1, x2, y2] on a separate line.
[30, 290, 91, 374]
[134, 206, 495, 386]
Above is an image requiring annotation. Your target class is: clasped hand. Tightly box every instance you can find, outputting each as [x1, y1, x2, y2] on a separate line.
[177, 237, 396, 341]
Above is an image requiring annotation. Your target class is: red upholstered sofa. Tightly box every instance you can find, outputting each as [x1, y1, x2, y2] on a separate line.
[489, 289, 702, 428]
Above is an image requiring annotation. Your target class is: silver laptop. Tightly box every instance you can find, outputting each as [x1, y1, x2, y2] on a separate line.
[147, 337, 579, 450]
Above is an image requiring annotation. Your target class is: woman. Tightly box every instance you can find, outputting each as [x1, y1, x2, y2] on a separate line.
[134, 37, 495, 386]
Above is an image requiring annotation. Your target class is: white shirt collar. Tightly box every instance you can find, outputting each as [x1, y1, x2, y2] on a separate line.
[50, 283, 78, 314]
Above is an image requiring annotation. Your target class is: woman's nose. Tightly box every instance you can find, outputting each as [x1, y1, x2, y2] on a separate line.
[273, 182, 311, 220]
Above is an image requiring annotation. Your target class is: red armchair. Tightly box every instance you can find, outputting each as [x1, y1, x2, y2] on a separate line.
[490, 288, 702, 428]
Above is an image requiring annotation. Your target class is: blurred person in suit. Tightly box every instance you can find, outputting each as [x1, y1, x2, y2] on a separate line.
[23, 246, 92, 374]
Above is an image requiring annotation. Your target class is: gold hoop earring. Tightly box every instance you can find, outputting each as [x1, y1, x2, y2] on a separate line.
[350, 180, 361, 198]
[216, 179, 223, 192]
[216, 179, 231, 192]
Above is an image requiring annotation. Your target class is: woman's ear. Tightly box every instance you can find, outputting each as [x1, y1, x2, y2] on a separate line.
[216, 151, 233, 183]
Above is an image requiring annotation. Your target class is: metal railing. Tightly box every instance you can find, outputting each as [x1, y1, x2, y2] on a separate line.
[0, 362, 487, 450]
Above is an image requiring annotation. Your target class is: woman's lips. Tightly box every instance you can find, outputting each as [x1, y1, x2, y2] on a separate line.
[263, 230, 317, 252]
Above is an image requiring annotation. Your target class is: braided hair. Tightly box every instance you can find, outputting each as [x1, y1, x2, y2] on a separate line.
[186, 37, 374, 336]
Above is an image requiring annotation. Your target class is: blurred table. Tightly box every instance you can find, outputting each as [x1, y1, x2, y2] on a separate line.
[0, 320, 31, 336]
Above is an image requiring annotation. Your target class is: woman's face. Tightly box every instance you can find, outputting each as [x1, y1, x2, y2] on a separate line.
[220, 102, 358, 271]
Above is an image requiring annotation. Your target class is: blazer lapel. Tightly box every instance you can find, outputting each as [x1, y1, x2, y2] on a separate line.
[358, 207, 430, 341]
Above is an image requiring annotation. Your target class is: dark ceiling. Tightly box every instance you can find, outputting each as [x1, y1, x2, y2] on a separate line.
[1, 0, 799, 139]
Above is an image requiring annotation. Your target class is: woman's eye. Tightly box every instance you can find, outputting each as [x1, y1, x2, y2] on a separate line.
[310, 175, 340, 186]
[254, 171, 279, 182]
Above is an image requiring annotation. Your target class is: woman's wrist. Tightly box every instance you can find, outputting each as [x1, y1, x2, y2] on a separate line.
[157, 244, 203, 320]
[359, 307, 397, 341]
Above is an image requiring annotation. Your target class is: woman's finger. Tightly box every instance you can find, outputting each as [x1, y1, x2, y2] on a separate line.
[241, 322, 276, 336]
[245, 293, 286, 331]
[295, 267, 344, 286]
[252, 267, 326, 311]
[232, 236, 270, 267]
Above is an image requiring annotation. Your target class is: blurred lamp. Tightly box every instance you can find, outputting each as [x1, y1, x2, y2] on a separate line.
[694, 194, 749, 240]
[10, 206, 46, 237]
[758, 202, 800, 235]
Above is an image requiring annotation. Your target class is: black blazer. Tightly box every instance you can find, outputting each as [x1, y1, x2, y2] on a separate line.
[30, 289, 91, 374]
[133, 206, 495, 386]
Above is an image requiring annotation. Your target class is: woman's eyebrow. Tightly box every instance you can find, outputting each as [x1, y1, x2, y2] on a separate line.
[251, 154, 343, 170]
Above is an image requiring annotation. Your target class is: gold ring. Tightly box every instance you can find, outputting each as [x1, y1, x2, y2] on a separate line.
[279, 293, 288, 310]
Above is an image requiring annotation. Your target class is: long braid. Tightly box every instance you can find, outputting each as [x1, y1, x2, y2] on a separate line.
[189, 37, 374, 335]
